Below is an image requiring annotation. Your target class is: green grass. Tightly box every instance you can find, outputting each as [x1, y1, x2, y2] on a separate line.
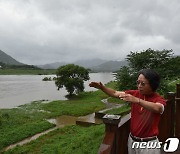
[167, 78, 180, 92]
[0, 107, 55, 150]
[20, 90, 107, 118]
[4, 124, 105, 154]
[107, 97, 125, 104]
[0, 120, 54, 150]
[104, 103, 131, 116]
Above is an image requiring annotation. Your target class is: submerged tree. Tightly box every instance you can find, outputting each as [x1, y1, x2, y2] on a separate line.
[55, 64, 90, 96]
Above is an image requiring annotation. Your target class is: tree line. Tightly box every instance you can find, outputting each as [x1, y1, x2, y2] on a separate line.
[0, 62, 41, 70]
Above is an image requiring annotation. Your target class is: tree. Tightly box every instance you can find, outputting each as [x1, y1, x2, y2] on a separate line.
[115, 49, 179, 94]
[126, 48, 173, 77]
[55, 64, 90, 96]
[164, 56, 180, 78]
[115, 66, 137, 91]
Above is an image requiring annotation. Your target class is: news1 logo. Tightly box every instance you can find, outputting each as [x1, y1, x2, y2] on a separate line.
[163, 138, 179, 152]
[132, 138, 179, 152]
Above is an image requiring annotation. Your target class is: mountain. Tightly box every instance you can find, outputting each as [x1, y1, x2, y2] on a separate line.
[0, 50, 24, 65]
[89, 60, 128, 72]
[74, 58, 107, 68]
[37, 62, 67, 69]
[37, 58, 107, 69]
[38, 59, 128, 72]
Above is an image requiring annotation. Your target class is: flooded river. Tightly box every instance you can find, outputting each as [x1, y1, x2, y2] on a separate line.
[0, 73, 115, 108]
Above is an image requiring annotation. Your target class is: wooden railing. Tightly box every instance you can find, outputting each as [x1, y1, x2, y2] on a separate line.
[98, 84, 180, 154]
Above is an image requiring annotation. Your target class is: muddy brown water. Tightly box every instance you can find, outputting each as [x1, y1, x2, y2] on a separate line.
[0, 73, 114, 108]
[47, 113, 103, 128]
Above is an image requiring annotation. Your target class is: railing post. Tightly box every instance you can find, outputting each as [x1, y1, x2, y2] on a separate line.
[175, 84, 180, 139]
[158, 92, 176, 142]
[116, 114, 131, 154]
[98, 114, 121, 154]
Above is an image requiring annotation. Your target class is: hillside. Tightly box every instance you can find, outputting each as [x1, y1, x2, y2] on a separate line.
[37, 62, 67, 69]
[89, 60, 128, 72]
[37, 59, 128, 72]
[0, 50, 24, 65]
[37, 58, 107, 69]
[74, 58, 107, 68]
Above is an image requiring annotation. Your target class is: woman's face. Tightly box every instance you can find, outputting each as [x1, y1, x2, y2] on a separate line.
[137, 74, 153, 95]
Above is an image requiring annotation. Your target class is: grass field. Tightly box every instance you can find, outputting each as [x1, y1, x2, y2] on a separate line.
[3, 124, 105, 154]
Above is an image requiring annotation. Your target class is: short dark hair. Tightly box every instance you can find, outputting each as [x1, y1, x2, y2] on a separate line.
[138, 69, 160, 91]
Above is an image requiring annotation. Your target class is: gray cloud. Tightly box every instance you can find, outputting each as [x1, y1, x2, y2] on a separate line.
[0, 0, 179, 65]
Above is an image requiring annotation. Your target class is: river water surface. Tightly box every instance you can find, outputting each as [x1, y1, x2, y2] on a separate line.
[0, 73, 114, 108]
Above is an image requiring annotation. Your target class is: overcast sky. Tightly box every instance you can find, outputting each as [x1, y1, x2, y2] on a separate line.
[0, 0, 180, 65]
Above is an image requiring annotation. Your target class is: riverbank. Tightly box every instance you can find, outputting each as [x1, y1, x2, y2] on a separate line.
[0, 81, 128, 153]
[0, 68, 56, 75]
